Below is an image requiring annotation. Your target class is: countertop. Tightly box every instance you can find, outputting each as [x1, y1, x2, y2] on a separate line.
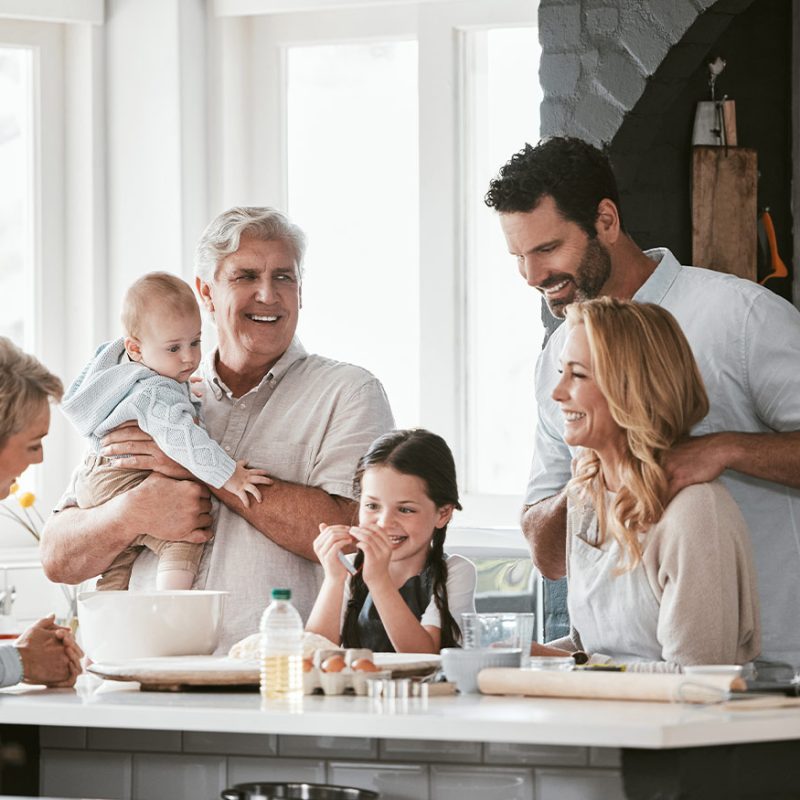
[3, 678, 800, 750]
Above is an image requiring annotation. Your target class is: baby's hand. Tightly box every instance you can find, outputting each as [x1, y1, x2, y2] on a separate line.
[190, 375, 204, 399]
[224, 460, 273, 508]
[314, 523, 356, 580]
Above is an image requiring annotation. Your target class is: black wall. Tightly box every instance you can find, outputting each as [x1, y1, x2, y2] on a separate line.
[609, 0, 794, 301]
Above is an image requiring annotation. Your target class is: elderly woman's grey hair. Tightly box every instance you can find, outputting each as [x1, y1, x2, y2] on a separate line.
[195, 206, 308, 282]
[0, 337, 63, 445]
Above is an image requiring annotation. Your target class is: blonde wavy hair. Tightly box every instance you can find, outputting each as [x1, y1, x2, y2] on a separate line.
[564, 298, 709, 571]
[0, 337, 63, 446]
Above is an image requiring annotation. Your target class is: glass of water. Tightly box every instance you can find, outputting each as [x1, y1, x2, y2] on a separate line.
[460, 612, 535, 667]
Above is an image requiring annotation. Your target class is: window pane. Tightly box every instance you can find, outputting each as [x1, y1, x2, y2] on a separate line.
[464, 27, 543, 495]
[0, 47, 33, 348]
[288, 41, 419, 426]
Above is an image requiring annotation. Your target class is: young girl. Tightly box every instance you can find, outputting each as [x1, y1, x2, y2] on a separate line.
[305, 429, 476, 653]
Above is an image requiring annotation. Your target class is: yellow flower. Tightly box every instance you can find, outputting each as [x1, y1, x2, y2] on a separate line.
[17, 492, 35, 508]
[9, 482, 19, 495]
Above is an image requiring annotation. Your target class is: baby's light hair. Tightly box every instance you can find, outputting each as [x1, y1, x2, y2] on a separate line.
[121, 272, 200, 339]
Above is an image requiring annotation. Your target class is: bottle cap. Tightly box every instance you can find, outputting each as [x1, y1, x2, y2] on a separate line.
[271, 588, 291, 600]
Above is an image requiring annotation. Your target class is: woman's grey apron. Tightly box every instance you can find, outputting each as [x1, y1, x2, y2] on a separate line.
[567, 495, 662, 663]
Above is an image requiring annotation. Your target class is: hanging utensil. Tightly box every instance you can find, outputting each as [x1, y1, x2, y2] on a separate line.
[758, 209, 788, 286]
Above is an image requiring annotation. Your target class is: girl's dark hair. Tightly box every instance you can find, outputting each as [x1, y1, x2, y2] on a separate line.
[341, 429, 463, 650]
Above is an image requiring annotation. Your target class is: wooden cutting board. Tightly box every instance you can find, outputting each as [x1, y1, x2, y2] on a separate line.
[692, 146, 757, 281]
[89, 653, 440, 692]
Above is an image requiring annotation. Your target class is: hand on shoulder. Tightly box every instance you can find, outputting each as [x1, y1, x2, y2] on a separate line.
[663, 433, 734, 501]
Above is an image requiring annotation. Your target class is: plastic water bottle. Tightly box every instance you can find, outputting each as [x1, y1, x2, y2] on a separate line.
[259, 588, 303, 699]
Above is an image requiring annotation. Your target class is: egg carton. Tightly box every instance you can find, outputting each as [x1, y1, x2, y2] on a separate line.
[304, 647, 391, 696]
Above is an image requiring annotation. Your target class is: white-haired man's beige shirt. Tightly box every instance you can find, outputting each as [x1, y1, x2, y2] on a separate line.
[59, 337, 395, 652]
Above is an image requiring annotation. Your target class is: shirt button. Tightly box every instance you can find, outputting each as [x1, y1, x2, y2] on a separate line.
[224, 446, 231, 452]
[239, 404, 246, 409]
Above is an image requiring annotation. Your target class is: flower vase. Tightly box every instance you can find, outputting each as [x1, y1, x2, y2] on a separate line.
[57, 587, 80, 637]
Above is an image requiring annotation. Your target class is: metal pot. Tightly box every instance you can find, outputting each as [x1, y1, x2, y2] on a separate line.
[221, 783, 379, 800]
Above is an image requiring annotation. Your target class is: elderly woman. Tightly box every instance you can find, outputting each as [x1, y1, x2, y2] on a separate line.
[0, 336, 82, 687]
[533, 299, 760, 672]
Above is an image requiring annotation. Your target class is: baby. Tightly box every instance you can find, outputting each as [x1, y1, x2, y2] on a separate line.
[61, 272, 269, 591]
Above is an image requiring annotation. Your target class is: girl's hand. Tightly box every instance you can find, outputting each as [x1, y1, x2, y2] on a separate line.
[313, 523, 355, 581]
[348, 523, 392, 588]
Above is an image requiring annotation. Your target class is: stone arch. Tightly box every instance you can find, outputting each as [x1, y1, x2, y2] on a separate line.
[538, 0, 757, 145]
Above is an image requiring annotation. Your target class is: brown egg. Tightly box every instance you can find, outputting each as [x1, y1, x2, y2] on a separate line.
[351, 658, 380, 673]
[321, 654, 346, 673]
[302, 658, 314, 673]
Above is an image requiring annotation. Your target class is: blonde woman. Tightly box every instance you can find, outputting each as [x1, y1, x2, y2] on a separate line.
[532, 299, 760, 672]
[0, 336, 83, 687]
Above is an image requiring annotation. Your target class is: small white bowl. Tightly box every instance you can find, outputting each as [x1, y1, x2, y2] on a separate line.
[78, 590, 227, 662]
[441, 647, 522, 694]
[683, 664, 743, 678]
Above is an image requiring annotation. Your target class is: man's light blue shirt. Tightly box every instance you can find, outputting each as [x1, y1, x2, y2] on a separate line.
[527, 248, 800, 664]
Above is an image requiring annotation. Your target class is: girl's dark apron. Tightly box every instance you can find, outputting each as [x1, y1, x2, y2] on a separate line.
[356, 567, 434, 652]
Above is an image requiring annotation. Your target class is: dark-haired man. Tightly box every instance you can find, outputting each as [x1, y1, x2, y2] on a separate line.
[486, 137, 800, 666]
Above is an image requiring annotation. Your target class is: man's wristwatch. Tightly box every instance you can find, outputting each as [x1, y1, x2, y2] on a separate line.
[571, 650, 589, 665]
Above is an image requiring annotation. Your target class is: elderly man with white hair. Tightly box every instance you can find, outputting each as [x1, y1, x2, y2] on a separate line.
[41, 207, 395, 649]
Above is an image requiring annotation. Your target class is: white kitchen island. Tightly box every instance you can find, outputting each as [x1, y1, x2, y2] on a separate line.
[2, 679, 800, 799]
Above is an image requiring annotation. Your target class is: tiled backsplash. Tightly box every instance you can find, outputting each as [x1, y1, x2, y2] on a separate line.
[40, 727, 624, 800]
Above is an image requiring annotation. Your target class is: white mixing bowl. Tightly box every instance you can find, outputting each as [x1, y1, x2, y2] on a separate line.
[78, 590, 228, 662]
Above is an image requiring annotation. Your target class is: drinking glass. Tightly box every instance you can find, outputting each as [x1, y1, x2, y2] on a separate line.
[461, 612, 535, 667]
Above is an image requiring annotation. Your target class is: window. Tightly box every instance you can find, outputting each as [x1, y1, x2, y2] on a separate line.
[0, 20, 65, 537]
[226, 0, 540, 527]
[463, 26, 544, 499]
[288, 40, 420, 425]
[0, 46, 34, 348]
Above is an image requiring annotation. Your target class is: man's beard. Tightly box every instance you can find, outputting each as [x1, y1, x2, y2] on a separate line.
[547, 238, 612, 318]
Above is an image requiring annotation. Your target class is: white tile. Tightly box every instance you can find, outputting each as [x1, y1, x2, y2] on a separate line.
[40, 748, 132, 799]
[88, 728, 182, 753]
[329, 761, 428, 800]
[484, 742, 588, 766]
[535, 768, 625, 800]
[431, 765, 533, 800]
[589, 747, 622, 767]
[279, 735, 377, 759]
[39, 726, 87, 749]
[228, 755, 326, 785]
[380, 738, 481, 763]
[183, 731, 277, 756]
[132, 753, 226, 800]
